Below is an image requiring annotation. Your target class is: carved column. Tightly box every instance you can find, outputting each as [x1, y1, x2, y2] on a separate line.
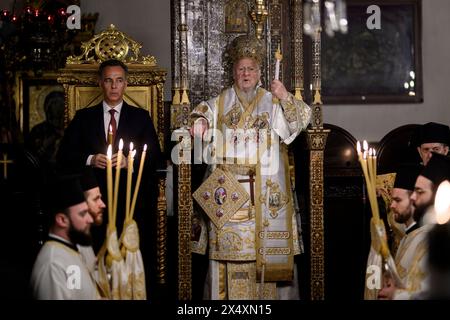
[307, 0, 329, 300]
[291, 0, 304, 100]
[176, 0, 192, 300]
[157, 178, 167, 285]
[177, 160, 192, 300]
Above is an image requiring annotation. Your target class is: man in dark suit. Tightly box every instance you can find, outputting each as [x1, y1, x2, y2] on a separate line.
[57, 59, 161, 173]
[56, 60, 163, 297]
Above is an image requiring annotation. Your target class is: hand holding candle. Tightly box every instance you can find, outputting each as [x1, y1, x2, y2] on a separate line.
[130, 144, 147, 220]
[274, 44, 282, 80]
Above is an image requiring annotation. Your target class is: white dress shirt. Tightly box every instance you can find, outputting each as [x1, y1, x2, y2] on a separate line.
[86, 101, 123, 165]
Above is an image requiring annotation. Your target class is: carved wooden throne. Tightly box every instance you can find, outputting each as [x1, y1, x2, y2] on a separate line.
[57, 24, 169, 293]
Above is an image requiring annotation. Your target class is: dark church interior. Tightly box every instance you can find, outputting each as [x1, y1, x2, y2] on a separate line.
[0, 0, 449, 306]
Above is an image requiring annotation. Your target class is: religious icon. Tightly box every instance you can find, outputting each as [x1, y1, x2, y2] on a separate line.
[224, 105, 242, 128]
[191, 216, 202, 242]
[225, 0, 249, 33]
[214, 187, 227, 205]
[269, 192, 281, 207]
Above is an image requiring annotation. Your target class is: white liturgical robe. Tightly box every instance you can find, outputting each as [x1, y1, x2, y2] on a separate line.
[30, 235, 99, 300]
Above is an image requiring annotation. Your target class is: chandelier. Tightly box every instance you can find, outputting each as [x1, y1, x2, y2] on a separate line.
[303, 0, 348, 37]
[0, 0, 79, 75]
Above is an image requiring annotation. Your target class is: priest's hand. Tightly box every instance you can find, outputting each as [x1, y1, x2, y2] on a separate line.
[91, 153, 107, 169]
[377, 275, 396, 300]
[271, 79, 289, 101]
[190, 117, 208, 139]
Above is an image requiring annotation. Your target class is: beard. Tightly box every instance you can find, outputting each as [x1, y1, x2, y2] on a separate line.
[394, 210, 412, 224]
[413, 200, 433, 223]
[68, 223, 92, 246]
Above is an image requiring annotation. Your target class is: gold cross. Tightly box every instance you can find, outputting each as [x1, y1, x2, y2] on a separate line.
[0, 153, 13, 180]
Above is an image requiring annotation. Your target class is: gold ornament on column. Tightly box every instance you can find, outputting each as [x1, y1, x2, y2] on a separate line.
[250, 0, 268, 39]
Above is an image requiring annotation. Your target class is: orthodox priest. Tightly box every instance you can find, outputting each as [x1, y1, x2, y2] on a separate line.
[190, 35, 311, 299]
[30, 175, 99, 300]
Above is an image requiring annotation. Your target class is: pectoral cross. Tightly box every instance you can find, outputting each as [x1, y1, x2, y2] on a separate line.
[238, 173, 255, 205]
[0, 153, 13, 180]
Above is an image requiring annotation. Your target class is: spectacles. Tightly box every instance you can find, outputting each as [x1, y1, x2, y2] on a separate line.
[236, 66, 259, 74]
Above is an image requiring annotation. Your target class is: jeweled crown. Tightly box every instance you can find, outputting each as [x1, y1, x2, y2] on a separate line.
[229, 35, 265, 65]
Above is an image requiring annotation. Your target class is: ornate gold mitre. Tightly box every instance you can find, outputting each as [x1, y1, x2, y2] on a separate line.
[229, 35, 265, 65]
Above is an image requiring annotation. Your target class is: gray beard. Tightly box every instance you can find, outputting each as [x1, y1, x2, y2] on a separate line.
[242, 89, 257, 102]
[235, 85, 257, 104]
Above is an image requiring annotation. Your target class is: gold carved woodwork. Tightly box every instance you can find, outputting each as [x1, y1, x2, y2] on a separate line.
[178, 161, 193, 300]
[292, 0, 305, 100]
[250, 0, 268, 39]
[307, 129, 329, 300]
[66, 24, 157, 65]
[157, 178, 168, 285]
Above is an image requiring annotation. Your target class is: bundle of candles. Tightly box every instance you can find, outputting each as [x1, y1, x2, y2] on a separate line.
[106, 139, 148, 228]
[356, 140, 390, 258]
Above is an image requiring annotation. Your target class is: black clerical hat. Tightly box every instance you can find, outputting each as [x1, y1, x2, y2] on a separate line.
[47, 175, 86, 214]
[412, 122, 450, 147]
[420, 153, 450, 186]
[80, 167, 98, 192]
[394, 163, 422, 191]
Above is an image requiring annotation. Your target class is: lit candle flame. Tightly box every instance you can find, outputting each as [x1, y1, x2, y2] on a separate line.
[143, 144, 147, 152]
[356, 141, 361, 154]
[119, 138, 124, 150]
[435, 181, 450, 224]
[363, 140, 368, 152]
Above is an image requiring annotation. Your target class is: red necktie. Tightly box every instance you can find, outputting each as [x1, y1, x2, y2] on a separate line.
[108, 109, 117, 145]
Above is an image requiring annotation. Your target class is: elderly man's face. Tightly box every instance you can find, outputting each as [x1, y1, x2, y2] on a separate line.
[418, 143, 449, 165]
[233, 58, 260, 93]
